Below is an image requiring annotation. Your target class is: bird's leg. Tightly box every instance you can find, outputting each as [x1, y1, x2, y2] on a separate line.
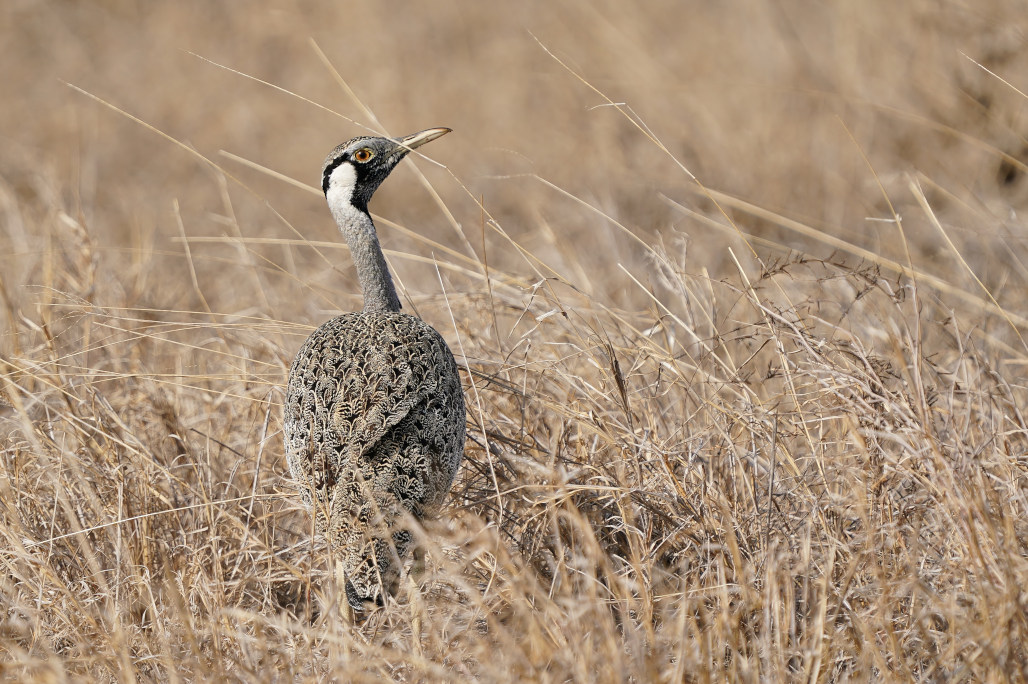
[408, 545, 426, 655]
[334, 559, 354, 625]
[411, 544, 426, 580]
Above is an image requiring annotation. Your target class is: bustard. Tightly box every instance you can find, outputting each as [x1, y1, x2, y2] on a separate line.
[284, 128, 465, 612]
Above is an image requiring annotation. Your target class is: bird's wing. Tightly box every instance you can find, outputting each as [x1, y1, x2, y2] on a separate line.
[328, 326, 443, 464]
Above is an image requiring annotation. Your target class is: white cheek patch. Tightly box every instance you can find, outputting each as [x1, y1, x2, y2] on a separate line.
[326, 162, 369, 232]
[326, 163, 357, 207]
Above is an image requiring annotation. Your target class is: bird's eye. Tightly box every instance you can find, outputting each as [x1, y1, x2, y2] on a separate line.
[353, 148, 374, 163]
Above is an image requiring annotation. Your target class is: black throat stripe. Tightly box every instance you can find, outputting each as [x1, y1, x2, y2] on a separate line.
[322, 155, 347, 195]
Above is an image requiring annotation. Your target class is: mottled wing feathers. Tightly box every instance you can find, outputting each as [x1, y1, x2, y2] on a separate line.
[283, 308, 464, 521]
[327, 336, 418, 463]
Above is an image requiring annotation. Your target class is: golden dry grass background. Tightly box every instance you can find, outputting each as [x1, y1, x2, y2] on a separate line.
[3, 0, 1028, 681]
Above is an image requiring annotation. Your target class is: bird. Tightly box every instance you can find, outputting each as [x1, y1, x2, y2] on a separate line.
[283, 128, 465, 613]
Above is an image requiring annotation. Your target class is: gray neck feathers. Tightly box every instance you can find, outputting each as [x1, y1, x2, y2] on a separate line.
[328, 193, 402, 313]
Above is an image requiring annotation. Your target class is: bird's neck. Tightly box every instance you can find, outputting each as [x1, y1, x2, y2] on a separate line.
[329, 201, 402, 313]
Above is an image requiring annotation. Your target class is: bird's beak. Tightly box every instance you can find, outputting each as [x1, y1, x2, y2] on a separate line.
[395, 127, 452, 152]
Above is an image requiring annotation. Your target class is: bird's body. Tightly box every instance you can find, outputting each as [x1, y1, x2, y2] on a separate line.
[283, 128, 465, 611]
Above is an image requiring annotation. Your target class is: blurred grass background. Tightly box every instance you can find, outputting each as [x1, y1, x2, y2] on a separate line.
[2, 0, 1028, 681]
[7, 0, 1028, 299]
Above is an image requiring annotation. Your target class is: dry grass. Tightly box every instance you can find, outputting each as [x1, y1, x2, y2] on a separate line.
[3, 1, 1028, 681]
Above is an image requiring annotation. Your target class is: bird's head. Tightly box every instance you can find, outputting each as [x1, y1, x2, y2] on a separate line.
[321, 127, 450, 213]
